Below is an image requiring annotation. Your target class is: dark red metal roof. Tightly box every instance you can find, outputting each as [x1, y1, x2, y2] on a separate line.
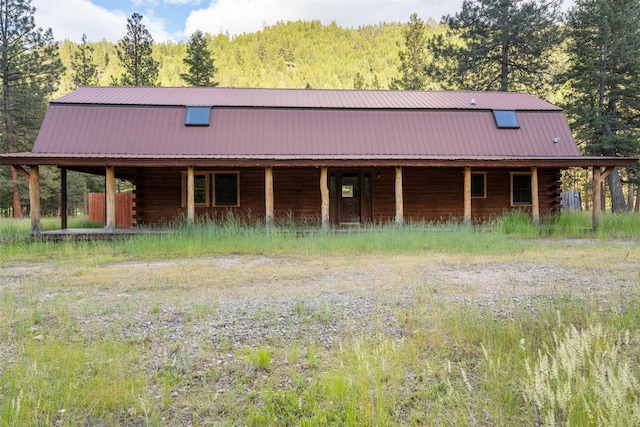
[10, 87, 592, 165]
[53, 86, 562, 111]
[33, 104, 579, 158]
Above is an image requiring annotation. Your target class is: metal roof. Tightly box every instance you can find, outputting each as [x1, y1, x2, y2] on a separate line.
[53, 86, 562, 111]
[33, 104, 578, 158]
[5, 86, 626, 168]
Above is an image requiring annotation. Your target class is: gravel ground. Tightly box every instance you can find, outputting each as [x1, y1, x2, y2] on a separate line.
[3, 241, 639, 363]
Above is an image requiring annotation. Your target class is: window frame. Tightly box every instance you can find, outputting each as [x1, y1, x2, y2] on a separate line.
[493, 110, 520, 129]
[181, 171, 210, 207]
[510, 172, 532, 206]
[212, 172, 240, 207]
[184, 106, 212, 126]
[471, 172, 487, 198]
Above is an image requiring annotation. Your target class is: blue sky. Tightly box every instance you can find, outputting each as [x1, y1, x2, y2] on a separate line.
[32, 0, 573, 43]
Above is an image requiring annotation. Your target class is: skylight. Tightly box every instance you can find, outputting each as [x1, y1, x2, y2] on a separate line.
[185, 106, 211, 126]
[492, 110, 520, 129]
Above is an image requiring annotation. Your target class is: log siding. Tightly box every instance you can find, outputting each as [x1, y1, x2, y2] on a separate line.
[130, 166, 561, 226]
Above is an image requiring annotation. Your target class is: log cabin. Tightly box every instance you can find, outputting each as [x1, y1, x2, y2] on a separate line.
[1, 87, 637, 233]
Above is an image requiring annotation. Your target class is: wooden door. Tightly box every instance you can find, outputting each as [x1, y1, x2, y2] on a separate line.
[339, 171, 361, 224]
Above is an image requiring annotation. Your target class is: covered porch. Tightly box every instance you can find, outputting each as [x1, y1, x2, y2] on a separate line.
[7, 155, 636, 235]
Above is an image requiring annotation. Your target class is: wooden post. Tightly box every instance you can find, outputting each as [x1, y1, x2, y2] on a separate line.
[593, 166, 601, 229]
[187, 166, 195, 224]
[531, 166, 540, 226]
[29, 165, 41, 235]
[265, 167, 274, 228]
[593, 166, 614, 228]
[395, 166, 404, 226]
[105, 166, 116, 233]
[60, 167, 68, 230]
[320, 167, 329, 231]
[463, 167, 471, 226]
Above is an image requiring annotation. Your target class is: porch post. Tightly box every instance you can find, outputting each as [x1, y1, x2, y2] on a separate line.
[187, 166, 195, 224]
[29, 165, 41, 235]
[531, 166, 540, 226]
[395, 166, 404, 226]
[60, 167, 68, 230]
[265, 167, 274, 228]
[463, 167, 471, 226]
[320, 166, 329, 231]
[105, 166, 116, 233]
[592, 166, 601, 229]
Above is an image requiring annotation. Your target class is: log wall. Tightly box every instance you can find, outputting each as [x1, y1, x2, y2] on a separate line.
[130, 166, 562, 226]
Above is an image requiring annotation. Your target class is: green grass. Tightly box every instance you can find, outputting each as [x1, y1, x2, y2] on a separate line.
[1, 212, 639, 425]
[2, 212, 638, 265]
[246, 294, 640, 426]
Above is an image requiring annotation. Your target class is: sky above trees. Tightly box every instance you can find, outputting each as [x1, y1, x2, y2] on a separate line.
[33, 0, 575, 42]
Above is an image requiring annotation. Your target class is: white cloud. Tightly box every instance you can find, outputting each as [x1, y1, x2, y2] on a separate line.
[33, 0, 172, 42]
[184, 0, 454, 37]
[164, 0, 203, 5]
[184, 0, 576, 38]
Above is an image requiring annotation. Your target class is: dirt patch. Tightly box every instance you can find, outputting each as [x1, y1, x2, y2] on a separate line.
[2, 247, 638, 374]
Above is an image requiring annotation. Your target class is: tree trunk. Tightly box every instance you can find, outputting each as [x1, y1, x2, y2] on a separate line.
[9, 166, 22, 218]
[627, 183, 634, 212]
[635, 185, 640, 212]
[500, 5, 510, 91]
[607, 168, 627, 212]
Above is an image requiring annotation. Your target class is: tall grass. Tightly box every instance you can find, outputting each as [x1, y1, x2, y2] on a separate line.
[1, 212, 639, 425]
[1, 211, 639, 264]
[246, 292, 640, 426]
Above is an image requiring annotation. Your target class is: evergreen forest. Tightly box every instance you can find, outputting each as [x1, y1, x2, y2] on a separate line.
[54, 20, 413, 93]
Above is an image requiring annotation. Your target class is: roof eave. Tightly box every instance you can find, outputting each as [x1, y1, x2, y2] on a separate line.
[1, 153, 637, 169]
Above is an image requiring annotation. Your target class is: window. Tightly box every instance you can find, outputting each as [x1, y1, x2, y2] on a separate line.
[213, 173, 239, 206]
[511, 172, 532, 205]
[185, 106, 211, 126]
[182, 171, 240, 207]
[182, 172, 210, 207]
[471, 172, 487, 198]
[493, 110, 520, 128]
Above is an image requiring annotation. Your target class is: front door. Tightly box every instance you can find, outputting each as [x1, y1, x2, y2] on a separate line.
[339, 171, 361, 224]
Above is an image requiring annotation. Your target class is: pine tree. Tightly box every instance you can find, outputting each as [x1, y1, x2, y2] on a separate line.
[71, 34, 97, 87]
[181, 30, 217, 87]
[116, 13, 158, 86]
[564, 0, 640, 211]
[0, 0, 63, 218]
[428, 0, 564, 93]
[391, 13, 429, 90]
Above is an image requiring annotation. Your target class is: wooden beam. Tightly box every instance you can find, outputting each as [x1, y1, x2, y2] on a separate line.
[105, 166, 116, 233]
[187, 166, 195, 224]
[265, 167, 274, 228]
[29, 165, 40, 235]
[395, 166, 404, 226]
[593, 166, 602, 229]
[60, 167, 68, 230]
[600, 166, 614, 181]
[320, 167, 329, 231]
[463, 167, 471, 226]
[14, 165, 30, 181]
[531, 166, 540, 226]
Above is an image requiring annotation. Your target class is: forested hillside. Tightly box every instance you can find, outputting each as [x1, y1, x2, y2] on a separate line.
[54, 20, 437, 96]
